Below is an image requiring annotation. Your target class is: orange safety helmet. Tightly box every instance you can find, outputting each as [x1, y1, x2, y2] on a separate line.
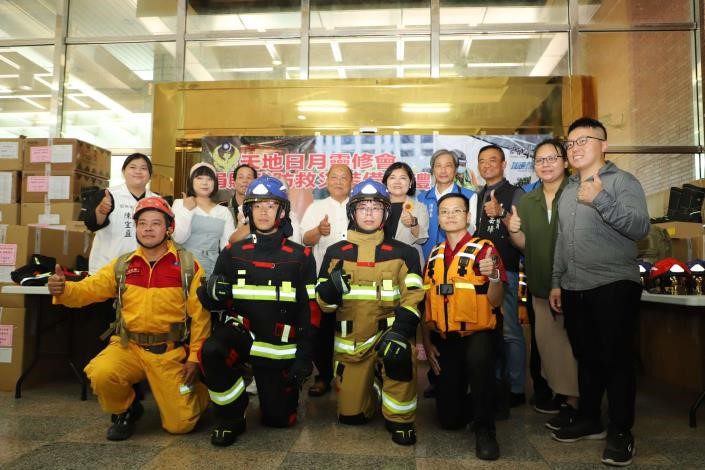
[133, 196, 175, 231]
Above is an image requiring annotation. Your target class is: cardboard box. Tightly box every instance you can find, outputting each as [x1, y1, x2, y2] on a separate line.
[0, 204, 19, 225]
[23, 138, 111, 179]
[671, 236, 705, 263]
[21, 170, 109, 203]
[0, 225, 93, 283]
[0, 171, 21, 204]
[20, 203, 82, 227]
[0, 138, 24, 171]
[653, 221, 705, 239]
[0, 307, 36, 392]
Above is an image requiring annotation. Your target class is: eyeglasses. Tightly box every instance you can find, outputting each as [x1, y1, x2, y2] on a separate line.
[564, 136, 605, 150]
[251, 202, 280, 212]
[534, 155, 562, 166]
[355, 205, 384, 215]
[438, 208, 467, 217]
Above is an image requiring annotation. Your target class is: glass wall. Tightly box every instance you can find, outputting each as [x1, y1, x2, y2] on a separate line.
[0, 0, 702, 199]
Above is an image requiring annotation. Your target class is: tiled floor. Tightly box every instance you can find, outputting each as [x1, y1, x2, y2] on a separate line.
[2, 369, 705, 469]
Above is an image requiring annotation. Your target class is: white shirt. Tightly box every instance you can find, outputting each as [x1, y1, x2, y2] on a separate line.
[171, 199, 235, 251]
[300, 197, 349, 274]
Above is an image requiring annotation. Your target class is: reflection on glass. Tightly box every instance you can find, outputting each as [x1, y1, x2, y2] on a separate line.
[0, 46, 54, 137]
[440, 0, 567, 28]
[69, 0, 177, 37]
[0, 0, 58, 40]
[310, 0, 430, 33]
[440, 33, 569, 77]
[63, 43, 177, 149]
[608, 154, 696, 197]
[309, 37, 430, 79]
[575, 31, 695, 146]
[187, 0, 300, 34]
[578, 0, 693, 26]
[185, 40, 300, 81]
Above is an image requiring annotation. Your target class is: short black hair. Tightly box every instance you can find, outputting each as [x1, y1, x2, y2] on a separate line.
[122, 153, 152, 175]
[234, 164, 258, 180]
[187, 165, 219, 198]
[382, 162, 416, 196]
[438, 192, 469, 212]
[568, 117, 607, 140]
[477, 144, 505, 162]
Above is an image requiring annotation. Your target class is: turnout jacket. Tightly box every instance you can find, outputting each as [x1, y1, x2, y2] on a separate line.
[53, 240, 210, 363]
[199, 229, 318, 369]
[317, 229, 425, 361]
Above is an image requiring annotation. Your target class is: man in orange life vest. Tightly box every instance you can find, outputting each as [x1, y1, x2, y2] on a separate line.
[422, 192, 506, 461]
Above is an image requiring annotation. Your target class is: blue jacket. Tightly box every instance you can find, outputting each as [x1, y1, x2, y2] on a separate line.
[417, 183, 475, 261]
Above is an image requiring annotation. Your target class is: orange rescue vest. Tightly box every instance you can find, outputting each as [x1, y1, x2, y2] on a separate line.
[423, 237, 497, 336]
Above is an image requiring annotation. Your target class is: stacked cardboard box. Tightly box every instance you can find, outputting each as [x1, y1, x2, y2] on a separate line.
[653, 221, 705, 262]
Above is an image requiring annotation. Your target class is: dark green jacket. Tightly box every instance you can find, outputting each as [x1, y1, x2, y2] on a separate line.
[517, 178, 568, 298]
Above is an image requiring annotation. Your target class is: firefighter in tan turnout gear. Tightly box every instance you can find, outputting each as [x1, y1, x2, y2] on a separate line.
[316, 179, 425, 445]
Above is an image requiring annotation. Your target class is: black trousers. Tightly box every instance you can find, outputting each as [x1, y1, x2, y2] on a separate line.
[562, 280, 641, 432]
[312, 312, 335, 382]
[200, 325, 299, 427]
[431, 329, 498, 431]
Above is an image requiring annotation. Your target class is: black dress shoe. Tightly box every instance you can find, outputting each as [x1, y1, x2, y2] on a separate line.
[308, 379, 331, 397]
[107, 401, 144, 441]
[475, 427, 500, 461]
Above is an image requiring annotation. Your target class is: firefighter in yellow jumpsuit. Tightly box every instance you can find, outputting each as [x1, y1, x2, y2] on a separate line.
[47, 197, 210, 441]
[316, 179, 425, 445]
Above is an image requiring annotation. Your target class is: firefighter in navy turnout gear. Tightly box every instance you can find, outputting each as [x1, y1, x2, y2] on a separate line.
[316, 179, 425, 446]
[198, 176, 319, 447]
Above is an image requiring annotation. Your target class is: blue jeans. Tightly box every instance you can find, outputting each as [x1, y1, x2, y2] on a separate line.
[498, 271, 525, 394]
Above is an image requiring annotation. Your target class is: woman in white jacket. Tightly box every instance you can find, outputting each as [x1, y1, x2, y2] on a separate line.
[172, 162, 235, 276]
[382, 161, 429, 263]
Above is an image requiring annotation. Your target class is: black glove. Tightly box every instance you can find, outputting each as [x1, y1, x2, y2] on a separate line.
[207, 274, 231, 302]
[315, 259, 351, 305]
[222, 316, 253, 363]
[289, 358, 313, 388]
[375, 330, 413, 382]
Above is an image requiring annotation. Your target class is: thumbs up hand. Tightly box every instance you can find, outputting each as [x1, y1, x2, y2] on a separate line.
[48, 264, 66, 296]
[318, 214, 331, 236]
[506, 205, 521, 233]
[97, 189, 113, 216]
[478, 246, 499, 278]
[483, 189, 504, 218]
[182, 192, 197, 210]
[578, 172, 603, 205]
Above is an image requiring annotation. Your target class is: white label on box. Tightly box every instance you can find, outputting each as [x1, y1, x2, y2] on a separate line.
[0, 347, 12, 363]
[0, 243, 17, 265]
[27, 175, 49, 192]
[0, 142, 19, 159]
[48, 176, 71, 200]
[38, 213, 60, 225]
[0, 172, 11, 203]
[0, 266, 13, 283]
[0, 324, 13, 347]
[30, 146, 52, 163]
[51, 144, 73, 163]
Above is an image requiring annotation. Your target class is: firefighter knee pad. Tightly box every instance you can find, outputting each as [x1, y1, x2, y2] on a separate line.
[338, 412, 369, 426]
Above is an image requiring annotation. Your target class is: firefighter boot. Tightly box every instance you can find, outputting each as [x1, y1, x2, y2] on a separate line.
[385, 419, 417, 446]
[211, 419, 246, 447]
[106, 400, 144, 441]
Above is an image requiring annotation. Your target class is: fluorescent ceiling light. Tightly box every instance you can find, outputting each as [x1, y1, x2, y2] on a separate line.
[19, 96, 45, 110]
[467, 62, 523, 68]
[297, 100, 348, 113]
[396, 39, 404, 61]
[401, 103, 451, 113]
[67, 94, 90, 109]
[0, 54, 20, 69]
[265, 42, 281, 65]
[337, 67, 346, 79]
[530, 34, 568, 76]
